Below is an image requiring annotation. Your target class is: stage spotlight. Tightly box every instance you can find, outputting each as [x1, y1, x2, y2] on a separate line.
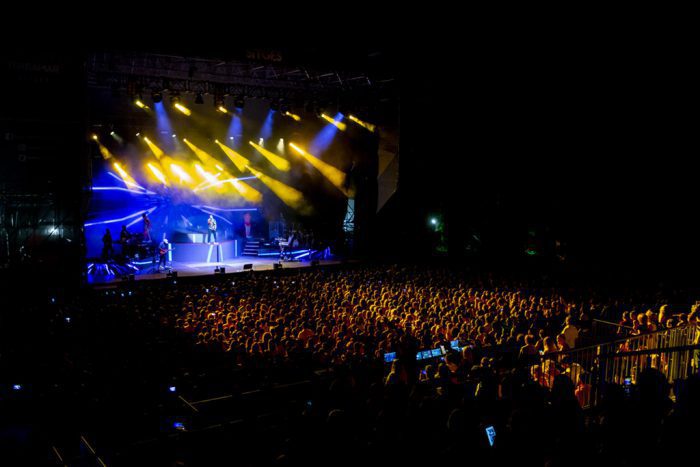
[172, 134, 177, 138]
[277, 138, 285, 153]
[246, 165, 310, 213]
[269, 100, 279, 112]
[217, 105, 229, 114]
[249, 140, 290, 171]
[174, 103, 191, 116]
[258, 138, 264, 146]
[136, 132, 141, 137]
[289, 142, 350, 196]
[135, 99, 148, 109]
[229, 136, 234, 141]
[430, 217, 438, 225]
[91, 134, 98, 141]
[234, 96, 245, 109]
[284, 111, 301, 121]
[320, 113, 347, 131]
[152, 92, 163, 103]
[348, 115, 376, 132]
[214, 140, 249, 172]
[195, 92, 204, 104]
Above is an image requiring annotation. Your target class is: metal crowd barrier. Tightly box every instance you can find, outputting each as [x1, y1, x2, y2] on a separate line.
[535, 323, 700, 408]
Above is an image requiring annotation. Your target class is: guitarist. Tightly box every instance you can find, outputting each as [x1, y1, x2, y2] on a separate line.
[158, 238, 169, 271]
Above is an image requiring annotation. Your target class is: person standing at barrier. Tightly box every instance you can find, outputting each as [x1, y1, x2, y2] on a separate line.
[562, 316, 579, 349]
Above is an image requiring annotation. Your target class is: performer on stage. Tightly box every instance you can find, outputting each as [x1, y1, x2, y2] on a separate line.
[142, 213, 152, 242]
[206, 214, 217, 243]
[102, 228, 114, 260]
[158, 238, 169, 271]
[119, 225, 132, 257]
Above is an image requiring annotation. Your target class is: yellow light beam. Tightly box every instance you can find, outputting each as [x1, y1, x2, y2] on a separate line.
[230, 178, 263, 203]
[194, 163, 219, 185]
[348, 114, 376, 132]
[289, 142, 351, 196]
[95, 142, 113, 160]
[321, 113, 347, 131]
[147, 162, 168, 185]
[135, 99, 150, 110]
[284, 111, 301, 121]
[143, 137, 164, 159]
[169, 163, 192, 184]
[214, 140, 250, 172]
[246, 165, 311, 214]
[113, 161, 137, 186]
[248, 141, 291, 171]
[174, 103, 191, 116]
[183, 138, 223, 169]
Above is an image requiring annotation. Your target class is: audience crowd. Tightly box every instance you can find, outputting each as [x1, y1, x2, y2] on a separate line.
[3, 265, 699, 465]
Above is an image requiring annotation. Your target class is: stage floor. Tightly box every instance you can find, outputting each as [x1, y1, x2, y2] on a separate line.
[88, 257, 344, 285]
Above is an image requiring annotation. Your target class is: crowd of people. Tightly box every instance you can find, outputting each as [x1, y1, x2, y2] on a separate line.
[3, 264, 699, 465]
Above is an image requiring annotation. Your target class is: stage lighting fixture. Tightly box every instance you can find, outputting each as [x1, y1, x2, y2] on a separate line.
[152, 92, 163, 103]
[135, 99, 147, 109]
[229, 136, 234, 141]
[172, 134, 177, 138]
[217, 105, 228, 114]
[430, 217, 438, 225]
[91, 134, 98, 141]
[195, 92, 204, 104]
[234, 96, 245, 109]
[284, 111, 301, 121]
[171, 93, 180, 104]
[269, 100, 279, 112]
[174, 103, 191, 116]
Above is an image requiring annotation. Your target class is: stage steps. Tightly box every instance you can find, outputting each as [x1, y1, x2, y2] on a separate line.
[242, 238, 262, 256]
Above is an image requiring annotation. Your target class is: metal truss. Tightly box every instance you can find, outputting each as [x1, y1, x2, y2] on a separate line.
[86, 51, 388, 100]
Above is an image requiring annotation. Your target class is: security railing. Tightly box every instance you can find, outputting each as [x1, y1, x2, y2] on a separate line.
[536, 323, 700, 408]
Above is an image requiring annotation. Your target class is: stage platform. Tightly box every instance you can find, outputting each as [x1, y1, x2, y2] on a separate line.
[87, 257, 344, 286]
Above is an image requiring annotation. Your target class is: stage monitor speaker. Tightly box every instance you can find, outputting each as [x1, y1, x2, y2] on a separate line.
[243, 263, 253, 271]
[167, 271, 178, 278]
[273, 263, 282, 270]
[311, 260, 320, 266]
[215, 267, 226, 274]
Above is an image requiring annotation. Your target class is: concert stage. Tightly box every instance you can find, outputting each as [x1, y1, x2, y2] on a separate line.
[87, 256, 344, 285]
